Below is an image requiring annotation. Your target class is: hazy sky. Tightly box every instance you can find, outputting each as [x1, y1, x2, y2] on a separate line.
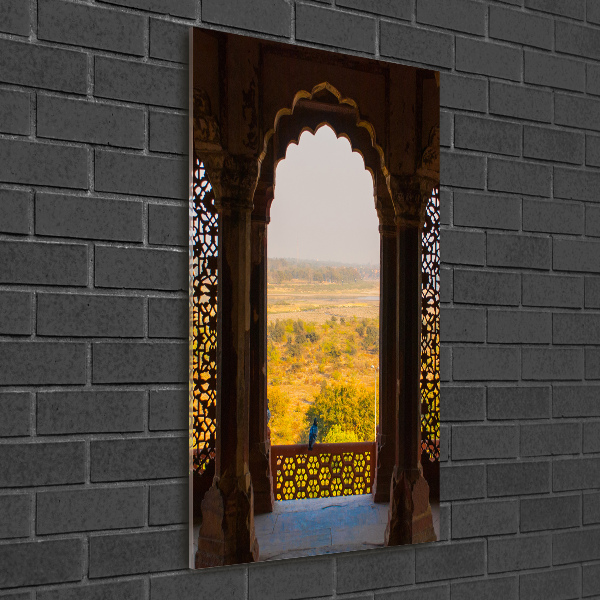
[268, 126, 380, 265]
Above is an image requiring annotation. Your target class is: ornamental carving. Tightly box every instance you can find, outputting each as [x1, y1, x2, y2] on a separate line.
[194, 88, 221, 150]
[420, 125, 440, 174]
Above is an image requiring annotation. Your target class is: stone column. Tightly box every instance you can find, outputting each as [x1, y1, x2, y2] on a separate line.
[196, 154, 260, 567]
[385, 181, 436, 546]
[249, 185, 275, 514]
[372, 219, 398, 503]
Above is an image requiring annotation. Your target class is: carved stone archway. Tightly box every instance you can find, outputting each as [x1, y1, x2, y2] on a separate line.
[191, 28, 439, 567]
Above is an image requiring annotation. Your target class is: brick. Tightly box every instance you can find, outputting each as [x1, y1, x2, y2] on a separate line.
[37, 391, 144, 434]
[0, 393, 31, 437]
[489, 534, 551, 573]
[296, 4, 375, 54]
[454, 115, 521, 157]
[95, 246, 186, 291]
[0, 240, 87, 286]
[440, 386, 485, 421]
[553, 457, 600, 491]
[38, 0, 144, 55]
[555, 93, 600, 131]
[587, 276, 600, 308]
[524, 0, 584, 19]
[487, 233, 551, 270]
[487, 385, 550, 420]
[0, 342, 86, 385]
[37, 486, 144, 534]
[0, 292, 31, 335]
[149, 388, 187, 430]
[440, 266, 453, 303]
[490, 82, 552, 123]
[440, 464, 485, 501]
[336, 546, 414, 593]
[556, 21, 600, 60]
[0, 89, 29, 135]
[584, 492, 600, 524]
[440, 73, 487, 112]
[587, 347, 600, 379]
[488, 310, 551, 344]
[554, 313, 600, 345]
[589, 63, 600, 96]
[95, 57, 186, 109]
[440, 111, 452, 148]
[377, 585, 449, 600]
[151, 568, 246, 600]
[0, 0, 29, 35]
[587, 135, 600, 166]
[415, 540, 485, 582]
[90, 529, 187, 577]
[37, 293, 143, 338]
[203, 0, 290, 37]
[38, 95, 144, 149]
[553, 527, 600, 564]
[523, 274, 583, 308]
[521, 494, 581, 532]
[583, 562, 600, 597]
[453, 424, 518, 460]
[149, 110, 187, 154]
[0, 539, 82, 588]
[92, 341, 187, 383]
[456, 37, 521, 81]
[440, 151, 485, 189]
[98, 0, 195, 18]
[36, 193, 143, 242]
[487, 460, 550, 496]
[440, 307, 485, 342]
[38, 580, 145, 600]
[453, 347, 520, 381]
[524, 126, 584, 164]
[452, 500, 519, 539]
[439, 230, 484, 265]
[249, 556, 334, 600]
[0, 189, 30, 235]
[584, 421, 600, 453]
[91, 437, 187, 482]
[149, 482, 187, 525]
[0, 139, 88, 189]
[590, 0, 600, 24]
[587, 205, 600, 237]
[150, 19, 187, 64]
[0, 495, 29, 539]
[417, 0, 485, 35]
[454, 269, 520, 306]
[525, 50, 585, 92]
[453, 192, 520, 230]
[522, 347, 584, 380]
[555, 167, 600, 203]
[521, 422, 581, 456]
[488, 158, 551, 197]
[520, 567, 580, 600]
[451, 577, 518, 600]
[553, 385, 600, 417]
[336, 0, 412, 19]
[490, 5, 553, 49]
[380, 21, 453, 69]
[95, 149, 187, 199]
[0, 441, 85, 487]
[0, 38, 87, 93]
[149, 298, 187, 339]
[523, 198, 584, 235]
[554, 239, 600, 273]
[149, 204, 188, 246]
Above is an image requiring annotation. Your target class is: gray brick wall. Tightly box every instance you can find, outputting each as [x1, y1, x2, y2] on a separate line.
[0, 0, 599, 598]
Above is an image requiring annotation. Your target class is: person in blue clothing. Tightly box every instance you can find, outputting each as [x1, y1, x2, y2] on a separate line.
[308, 418, 318, 450]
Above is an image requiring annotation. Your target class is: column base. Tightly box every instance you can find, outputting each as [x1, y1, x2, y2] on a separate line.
[196, 472, 259, 567]
[385, 465, 436, 545]
[372, 435, 395, 503]
[250, 442, 274, 514]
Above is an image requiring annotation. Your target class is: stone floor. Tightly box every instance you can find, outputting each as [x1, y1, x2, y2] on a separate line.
[192, 494, 441, 563]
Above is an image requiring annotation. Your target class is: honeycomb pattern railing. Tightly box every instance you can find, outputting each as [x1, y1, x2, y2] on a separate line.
[271, 442, 376, 501]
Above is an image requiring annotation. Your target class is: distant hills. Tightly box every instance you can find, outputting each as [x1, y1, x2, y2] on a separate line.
[268, 258, 379, 283]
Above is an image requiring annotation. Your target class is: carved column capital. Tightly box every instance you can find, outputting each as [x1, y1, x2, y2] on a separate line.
[391, 175, 437, 229]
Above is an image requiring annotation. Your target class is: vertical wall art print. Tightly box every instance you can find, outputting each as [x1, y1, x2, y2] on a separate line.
[189, 27, 440, 568]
